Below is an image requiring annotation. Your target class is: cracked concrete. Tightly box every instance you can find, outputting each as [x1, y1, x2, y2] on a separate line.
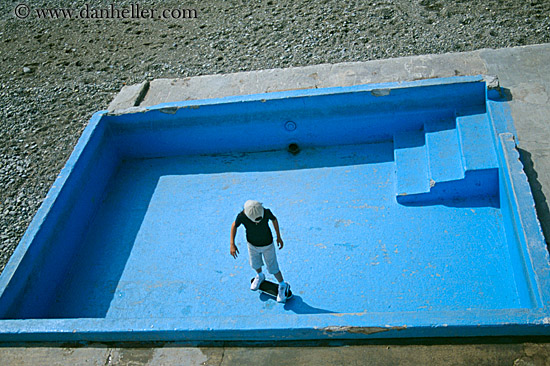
[2, 343, 550, 366]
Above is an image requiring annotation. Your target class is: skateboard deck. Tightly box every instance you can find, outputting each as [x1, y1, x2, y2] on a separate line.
[251, 278, 293, 301]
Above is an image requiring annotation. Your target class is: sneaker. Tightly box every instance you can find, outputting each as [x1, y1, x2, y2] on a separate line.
[277, 282, 291, 303]
[250, 272, 265, 291]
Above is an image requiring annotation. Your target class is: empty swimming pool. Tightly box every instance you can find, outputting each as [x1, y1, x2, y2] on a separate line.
[0, 76, 548, 342]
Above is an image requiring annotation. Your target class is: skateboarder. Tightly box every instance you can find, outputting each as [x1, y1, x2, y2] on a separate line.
[230, 200, 291, 303]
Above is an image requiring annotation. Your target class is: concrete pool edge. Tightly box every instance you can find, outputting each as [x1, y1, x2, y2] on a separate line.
[487, 98, 550, 307]
[498, 132, 550, 305]
[1, 74, 550, 341]
[107, 75, 488, 118]
[0, 308, 549, 342]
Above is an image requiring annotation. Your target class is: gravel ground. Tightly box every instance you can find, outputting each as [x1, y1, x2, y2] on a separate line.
[0, 0, 549, 274]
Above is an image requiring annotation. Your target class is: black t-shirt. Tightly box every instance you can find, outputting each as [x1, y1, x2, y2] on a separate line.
[235, 208, 276, 247]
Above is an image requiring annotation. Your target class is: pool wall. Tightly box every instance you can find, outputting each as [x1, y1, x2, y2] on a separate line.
[0, 114, 120, 319]
[105, 77, 485, 158]
[0, 76, 549, 342]
[488, 98, 550, 309]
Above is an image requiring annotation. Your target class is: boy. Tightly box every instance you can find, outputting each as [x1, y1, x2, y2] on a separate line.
[230, 200, 291, 303]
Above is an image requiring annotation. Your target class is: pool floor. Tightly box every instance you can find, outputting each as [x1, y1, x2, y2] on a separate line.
[43, 142, 519, 319]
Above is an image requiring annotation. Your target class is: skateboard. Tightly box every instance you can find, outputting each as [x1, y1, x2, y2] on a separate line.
[251, 278, 293, 302]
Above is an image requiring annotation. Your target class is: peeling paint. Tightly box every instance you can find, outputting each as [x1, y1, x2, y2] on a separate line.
[329, 310, 368, 317]
[322, 325, 406, 335]
[107, 106, 149, 116]
[371, 88, 391, 97]
[323, 326, 390, 335]
[156, 106, 178, 114]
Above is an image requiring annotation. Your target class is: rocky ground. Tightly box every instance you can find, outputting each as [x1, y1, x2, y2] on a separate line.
[0, 0, 549, 273]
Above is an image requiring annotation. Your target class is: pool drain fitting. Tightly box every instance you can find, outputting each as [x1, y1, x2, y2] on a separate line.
[288, 143, 300, 155]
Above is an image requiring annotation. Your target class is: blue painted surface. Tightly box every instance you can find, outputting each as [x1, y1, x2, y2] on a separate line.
[0, 76, 549, 342]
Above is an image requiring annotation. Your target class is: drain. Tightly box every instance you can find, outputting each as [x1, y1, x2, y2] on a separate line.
[288, 143, 300, 155]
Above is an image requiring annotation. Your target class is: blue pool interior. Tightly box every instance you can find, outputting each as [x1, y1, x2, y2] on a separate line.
[0, 76, 549, 340]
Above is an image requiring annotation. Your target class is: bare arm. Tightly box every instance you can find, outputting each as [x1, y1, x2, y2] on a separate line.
[272, 218, 284, 249]
[230, 221, 239, 259]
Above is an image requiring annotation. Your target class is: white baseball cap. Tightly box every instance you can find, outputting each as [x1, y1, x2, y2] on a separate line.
[244, 200, 264, 222]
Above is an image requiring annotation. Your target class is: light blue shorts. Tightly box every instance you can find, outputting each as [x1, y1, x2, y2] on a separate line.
[247, 242, 280, 274]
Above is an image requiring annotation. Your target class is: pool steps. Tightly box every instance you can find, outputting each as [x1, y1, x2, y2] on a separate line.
[394, 112, 499, 203]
